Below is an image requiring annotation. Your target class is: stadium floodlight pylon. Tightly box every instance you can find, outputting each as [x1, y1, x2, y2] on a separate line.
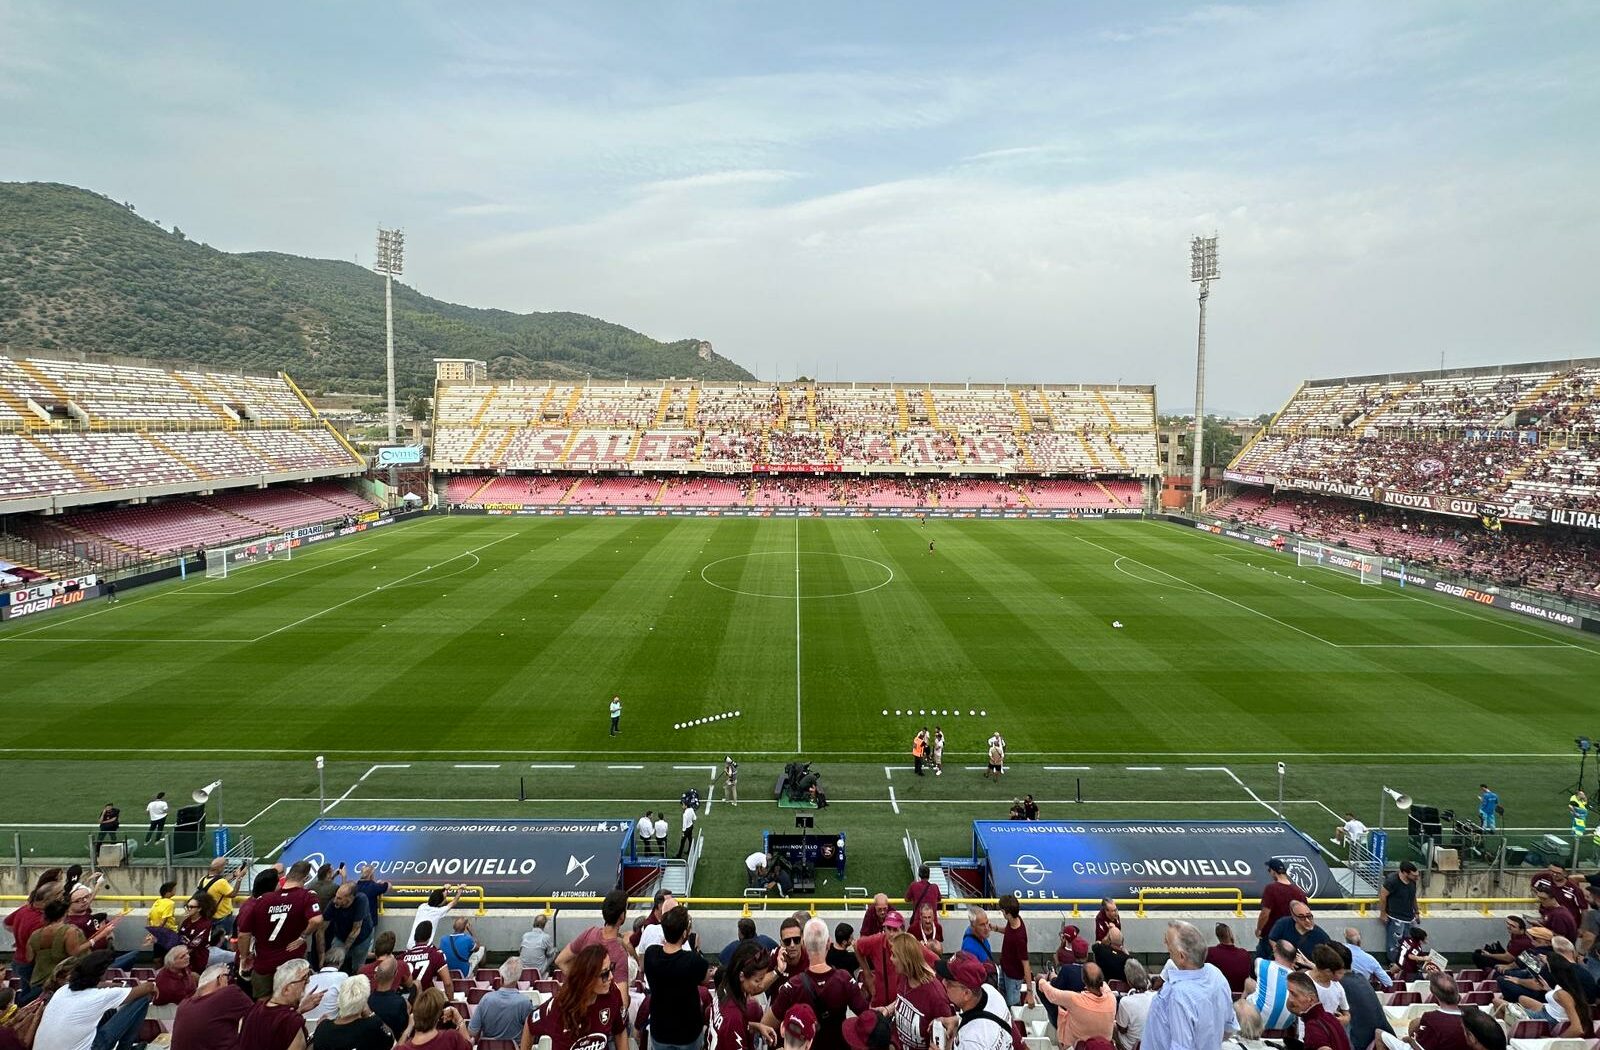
[1297, 541, 1382, 585]
[204, 537, 291, 579]
[374, 227, 405, 448]
[1188, 234, 1219, 514]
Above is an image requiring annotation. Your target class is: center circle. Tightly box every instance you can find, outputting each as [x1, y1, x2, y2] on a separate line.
[700, 551, 895, 599]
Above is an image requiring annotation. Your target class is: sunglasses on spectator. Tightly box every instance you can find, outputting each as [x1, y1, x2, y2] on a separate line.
[598, 968, 613, 980]
[782, 936, 803, 946]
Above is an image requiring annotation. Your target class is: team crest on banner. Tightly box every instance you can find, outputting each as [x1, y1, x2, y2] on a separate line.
[1277, 856, 1320, 896]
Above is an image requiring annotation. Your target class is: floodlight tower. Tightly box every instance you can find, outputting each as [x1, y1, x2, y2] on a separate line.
[1188, 234, 1220, 513]
[374, 227, 405, 446]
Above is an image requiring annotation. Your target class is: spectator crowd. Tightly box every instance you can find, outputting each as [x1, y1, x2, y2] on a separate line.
[7, 856, 1600, 1050]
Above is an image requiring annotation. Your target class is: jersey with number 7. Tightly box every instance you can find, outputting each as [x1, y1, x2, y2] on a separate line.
[242, 886, 322, 974]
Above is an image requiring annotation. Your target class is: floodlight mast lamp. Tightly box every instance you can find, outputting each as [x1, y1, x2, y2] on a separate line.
[1188, 234, 1219, 513]
[374, 227, 405, 446]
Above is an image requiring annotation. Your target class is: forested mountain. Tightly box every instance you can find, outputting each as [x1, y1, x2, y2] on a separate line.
[0, 182, 753, 394]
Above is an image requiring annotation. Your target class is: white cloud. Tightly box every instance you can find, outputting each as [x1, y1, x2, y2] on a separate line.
[436, 153, 1598, 405]
[2, 1, 1595, 410]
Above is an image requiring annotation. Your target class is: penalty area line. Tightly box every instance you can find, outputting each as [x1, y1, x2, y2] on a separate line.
[250, 532, 517, 643]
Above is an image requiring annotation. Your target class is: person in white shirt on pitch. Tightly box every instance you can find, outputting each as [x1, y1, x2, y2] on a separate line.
[1335, 812, 1369, 849]
[144, 792, 170, 844]
[678, 802, 698, 858]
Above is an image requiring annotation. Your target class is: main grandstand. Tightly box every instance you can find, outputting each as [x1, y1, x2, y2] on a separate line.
[0, 351, 377, 584]
[431, 362, 1159, 512]
[1221, 357, 1600, 606]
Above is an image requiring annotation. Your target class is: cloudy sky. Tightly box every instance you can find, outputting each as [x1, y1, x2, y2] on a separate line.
[3, 2, 1596, 412]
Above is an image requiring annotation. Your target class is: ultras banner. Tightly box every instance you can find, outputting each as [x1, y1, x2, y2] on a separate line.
[973, 820, 1334, 900]
[279, 818, 634, 896]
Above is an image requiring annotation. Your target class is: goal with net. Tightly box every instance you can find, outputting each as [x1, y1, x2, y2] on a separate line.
[205, 537, 292, 579]
[1297, 542, 1382, 585]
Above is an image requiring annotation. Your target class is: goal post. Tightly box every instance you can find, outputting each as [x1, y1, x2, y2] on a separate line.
[204, 537, 292, 579]
[1297, 542, 1382, 585]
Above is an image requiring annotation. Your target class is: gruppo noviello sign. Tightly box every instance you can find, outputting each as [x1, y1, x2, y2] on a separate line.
[972, 820, 1333, 900]
[279, 818, 634, 896]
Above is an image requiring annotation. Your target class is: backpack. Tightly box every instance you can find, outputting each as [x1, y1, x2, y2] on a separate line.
[961, 1005, 1026, 1050]
[798, 971, 851, 1037]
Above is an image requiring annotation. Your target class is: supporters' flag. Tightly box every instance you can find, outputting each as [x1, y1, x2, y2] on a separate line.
[1481, 513, 1502, 533]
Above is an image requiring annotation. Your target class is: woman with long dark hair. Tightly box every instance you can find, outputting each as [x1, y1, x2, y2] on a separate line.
[180, 893, 238, 973]
[1514, 953, 1594, 1038]
[714, 941, 775, 1050]
[522, 944, 629, 1050]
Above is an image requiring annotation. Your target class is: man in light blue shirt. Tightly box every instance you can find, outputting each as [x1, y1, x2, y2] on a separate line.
[1144, 921, 1237, 1050]
[1342, 927, 1393, 989]
[471, 958, 535, 1041]
[960, 907, 998, 974]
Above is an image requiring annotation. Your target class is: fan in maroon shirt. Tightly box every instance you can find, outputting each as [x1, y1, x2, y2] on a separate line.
[765, 919, 870, 1050]
[885, 932, 952, 1050]
[860, 895, 905, 939]
[1535, 893, 1580, 941]
[172, 969, 255, 1049]
[1256, 860, 1308, 955]
[526, 944, 629, 1050]
[1286, 971, 1351, 1050]
[714, 942, 777, 1050]
[1203, 924, 1255, 995]
[1530, 866, 1587, 925]
[904, 868, 942, 918]
[402, 921, 451, 993]
[238, 861, 323, 981]
[857, 929, 938, 1009]
[909, 906, 943, 952]
[1093, 900, 1121, 944]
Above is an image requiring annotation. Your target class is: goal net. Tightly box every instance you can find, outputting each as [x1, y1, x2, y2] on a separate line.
[205, 537, 291, 579]
[1297, 542, 1382, 585]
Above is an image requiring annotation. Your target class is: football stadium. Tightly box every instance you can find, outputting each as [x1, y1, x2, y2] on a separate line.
[4, 350, 1600, 1044]
[4, 7, 1598, 1049]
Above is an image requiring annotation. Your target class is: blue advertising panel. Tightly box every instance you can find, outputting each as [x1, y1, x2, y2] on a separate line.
[973, 820, 1333, 900]
[280, 818, 633, 896]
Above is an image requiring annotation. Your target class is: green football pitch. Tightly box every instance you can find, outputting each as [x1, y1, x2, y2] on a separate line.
[2, 514, 1596, 895]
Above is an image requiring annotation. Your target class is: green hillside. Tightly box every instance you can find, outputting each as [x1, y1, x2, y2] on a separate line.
[0, 182, 754, 394]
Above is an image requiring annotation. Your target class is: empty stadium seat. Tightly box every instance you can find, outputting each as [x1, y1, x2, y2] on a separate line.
[0, 355, 360, 508]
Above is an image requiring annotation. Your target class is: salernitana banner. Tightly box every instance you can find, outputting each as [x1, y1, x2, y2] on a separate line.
[973, 820, 1335, 900]
[279, 818, 633, 896]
